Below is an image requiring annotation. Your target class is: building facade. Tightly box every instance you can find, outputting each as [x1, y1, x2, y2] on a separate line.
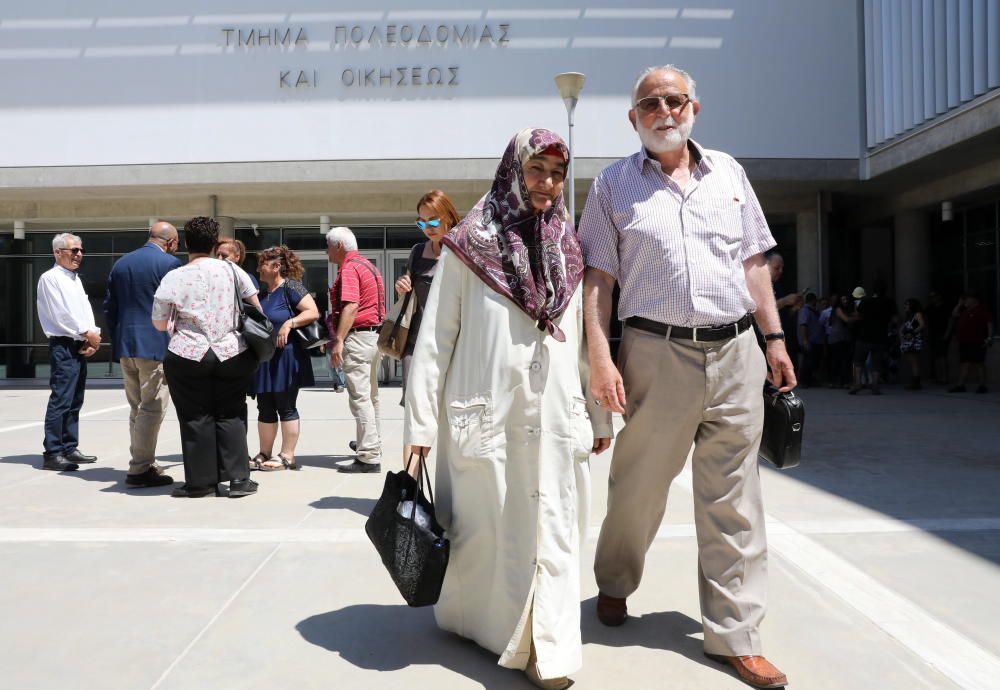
[1, 1, 998, 380]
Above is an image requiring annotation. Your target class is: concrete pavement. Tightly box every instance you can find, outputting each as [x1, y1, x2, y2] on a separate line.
[0, 382, 998, 689]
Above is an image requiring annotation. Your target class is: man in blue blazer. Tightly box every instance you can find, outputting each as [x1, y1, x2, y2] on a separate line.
[104, 222, 181, 488]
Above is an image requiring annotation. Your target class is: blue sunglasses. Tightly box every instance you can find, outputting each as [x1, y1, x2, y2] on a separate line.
[415, 218, 441, 230]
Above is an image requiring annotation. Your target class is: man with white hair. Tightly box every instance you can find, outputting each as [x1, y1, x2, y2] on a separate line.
[579, 65, 795, 688]
[326, 226, 385, 472]
[36, 233, 102, 472]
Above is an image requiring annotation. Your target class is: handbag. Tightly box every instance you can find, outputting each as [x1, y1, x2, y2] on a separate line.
[230, 264, 276, 362]
[759, 382, 804, 469]
[365, 451, 450, 607]
[378, 290, 415, 360]
[377, 248, 418, 360]
[282, 282, 329, 349]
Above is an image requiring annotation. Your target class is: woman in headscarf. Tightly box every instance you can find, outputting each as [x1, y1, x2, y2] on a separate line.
[405, 128, 612, 689]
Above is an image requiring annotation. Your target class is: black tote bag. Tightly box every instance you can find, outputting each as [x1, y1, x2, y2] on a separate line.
[230, 264, 276, 362]
[281, 282, 329, 349]
[365, 452, 450, 607]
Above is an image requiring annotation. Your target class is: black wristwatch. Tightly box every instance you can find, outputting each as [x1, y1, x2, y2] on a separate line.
[763, 331, 785, 342]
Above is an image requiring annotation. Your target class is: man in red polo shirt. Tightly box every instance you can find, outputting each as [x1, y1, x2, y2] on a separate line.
[326, 226, 385, 472]
[949, 292, 994, 394]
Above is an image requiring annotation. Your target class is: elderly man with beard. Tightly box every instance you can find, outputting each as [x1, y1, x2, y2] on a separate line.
[579, 65, 795, 689]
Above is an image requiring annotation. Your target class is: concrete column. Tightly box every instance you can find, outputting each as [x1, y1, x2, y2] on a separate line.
[215, 216, 235, 238]
[796, 211, 819, 295]
[893, 210, 931, 301]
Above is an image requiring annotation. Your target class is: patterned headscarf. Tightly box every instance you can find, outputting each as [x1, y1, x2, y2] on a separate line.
[443, 128, 584, 342]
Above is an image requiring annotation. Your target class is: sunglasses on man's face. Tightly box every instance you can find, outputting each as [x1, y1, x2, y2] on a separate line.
[415, 218, 442, 230]
[58, 247, 85, 256]
[634, 93, 691, 114]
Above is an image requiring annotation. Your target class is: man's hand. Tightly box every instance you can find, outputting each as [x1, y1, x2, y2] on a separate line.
[395, 275, 412, 295]
[79, 345, 97, 358]
[82, 330, 101, 349]
[590, 358, 626, 414]
[329, 340, 344, 368]
[592, 437, 612, 455]
[766, 340, 797, 392]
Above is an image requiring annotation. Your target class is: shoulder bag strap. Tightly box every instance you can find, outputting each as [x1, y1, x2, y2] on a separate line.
[347, 258, 384, 323]
[282, 281, 296, 321]
[230, 263, 246, 330]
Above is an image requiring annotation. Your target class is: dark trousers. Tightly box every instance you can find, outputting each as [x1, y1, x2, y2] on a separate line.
[256, 388, 301, 423]
[164, 349, 257, 489]
[43, 337, 88, 455]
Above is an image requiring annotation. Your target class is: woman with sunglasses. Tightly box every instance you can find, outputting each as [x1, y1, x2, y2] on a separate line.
[394, 191, 461, 457]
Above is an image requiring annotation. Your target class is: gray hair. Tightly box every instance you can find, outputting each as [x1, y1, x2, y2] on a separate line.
[630, 64, 698, 106]
[325, 226, 358, 252]
[52, 233, 81, 251]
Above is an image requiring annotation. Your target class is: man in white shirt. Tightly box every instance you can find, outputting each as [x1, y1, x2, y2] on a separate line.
[37, 233, 101, 471]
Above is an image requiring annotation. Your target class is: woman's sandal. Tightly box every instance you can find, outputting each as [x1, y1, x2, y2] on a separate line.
[260, 453, 299, 472]
[249, 453, 269, 471]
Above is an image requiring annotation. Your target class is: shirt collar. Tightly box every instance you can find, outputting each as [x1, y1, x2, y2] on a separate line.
[146, 241, 166, 253]
[637, 138, 710, 174]
[342, 250, 360, 263]
[54, 264, 78, 280]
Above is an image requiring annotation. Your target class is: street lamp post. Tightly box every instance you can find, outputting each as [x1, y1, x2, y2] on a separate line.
[554, 72, 586, 224]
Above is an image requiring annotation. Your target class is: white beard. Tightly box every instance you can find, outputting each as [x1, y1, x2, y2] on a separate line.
[637, 116, 693, 153]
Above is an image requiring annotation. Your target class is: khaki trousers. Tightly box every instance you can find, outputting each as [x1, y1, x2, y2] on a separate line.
[121, 357, 170, 474]
[343, 330, 382, 463]
[594, 327, 768, 656]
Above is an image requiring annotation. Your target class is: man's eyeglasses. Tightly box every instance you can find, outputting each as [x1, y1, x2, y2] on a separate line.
[634, 94, 690, 114]
[57, 247, 85, 256]
[415, 218, 441, 230]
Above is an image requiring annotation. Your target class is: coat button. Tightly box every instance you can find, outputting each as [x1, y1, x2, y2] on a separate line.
[530, 362, 541, 371]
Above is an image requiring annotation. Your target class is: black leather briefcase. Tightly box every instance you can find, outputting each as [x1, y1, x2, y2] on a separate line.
[759, 383, 804, 469]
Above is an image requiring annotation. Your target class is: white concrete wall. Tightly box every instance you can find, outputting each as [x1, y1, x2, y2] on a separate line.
[0, 0, 861, 167]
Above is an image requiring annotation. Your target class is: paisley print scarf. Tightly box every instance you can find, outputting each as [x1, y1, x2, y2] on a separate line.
[442, 128, 584, 342]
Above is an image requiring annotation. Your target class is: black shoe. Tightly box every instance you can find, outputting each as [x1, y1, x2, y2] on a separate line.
[337, 460, 381, 474]
[871, 386, 883, 395]
[349, 440, 358, 452]
[976, 385, 989, 394]
[65, 450, 97, 464]
[41, 454, 78, 472]
[228, 479, 258, 498]
[171, 484, 220, 498]
[126, 468, 174, 488]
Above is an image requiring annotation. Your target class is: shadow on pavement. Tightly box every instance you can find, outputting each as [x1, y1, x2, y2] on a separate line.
[580, 598, 718, 671]
[772, 388, 1000, 565]
[297, 604, 530, 689]
[0, 454, 177, 496]
[310, 496, 377, 516]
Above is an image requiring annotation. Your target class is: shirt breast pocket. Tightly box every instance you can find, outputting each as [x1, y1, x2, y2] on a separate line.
[701, 196, 744, 251]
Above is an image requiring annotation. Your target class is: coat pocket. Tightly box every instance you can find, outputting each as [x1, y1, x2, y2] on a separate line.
[445, 393, 492, 461]
[570, 396, 593, 461]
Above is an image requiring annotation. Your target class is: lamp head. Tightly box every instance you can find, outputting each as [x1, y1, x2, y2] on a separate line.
[555, 72, 586, 101]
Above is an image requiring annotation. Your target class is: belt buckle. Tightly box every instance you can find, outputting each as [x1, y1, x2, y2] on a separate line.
[691, 326, 700, 343]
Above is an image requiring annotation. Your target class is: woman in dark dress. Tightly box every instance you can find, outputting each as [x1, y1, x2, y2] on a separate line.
[252, 245, 320, 470]
[393, 189, 462, 463]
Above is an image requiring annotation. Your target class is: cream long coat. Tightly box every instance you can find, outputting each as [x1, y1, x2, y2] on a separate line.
[404, 248, 612, 679]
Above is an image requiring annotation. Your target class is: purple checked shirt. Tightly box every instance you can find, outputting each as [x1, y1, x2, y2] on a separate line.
[579, 141, 775, 328]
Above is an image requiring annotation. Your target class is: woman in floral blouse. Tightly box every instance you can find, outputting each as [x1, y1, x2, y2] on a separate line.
[152, 216, 263, 498]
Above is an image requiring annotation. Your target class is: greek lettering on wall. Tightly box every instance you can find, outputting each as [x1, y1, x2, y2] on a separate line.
[219, 23, 510, 91]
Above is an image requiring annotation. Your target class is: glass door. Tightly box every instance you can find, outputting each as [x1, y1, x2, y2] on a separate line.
[386, 249, 413, 380]
[297, 251, 336, 381]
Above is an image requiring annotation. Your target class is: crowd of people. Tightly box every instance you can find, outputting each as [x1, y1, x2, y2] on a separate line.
[37, 61, 998, 689]
[766, 253, 994, 394]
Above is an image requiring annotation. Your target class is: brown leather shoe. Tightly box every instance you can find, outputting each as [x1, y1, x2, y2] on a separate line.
[595, 592, 627, 626]
[705, 654, 787, 688]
